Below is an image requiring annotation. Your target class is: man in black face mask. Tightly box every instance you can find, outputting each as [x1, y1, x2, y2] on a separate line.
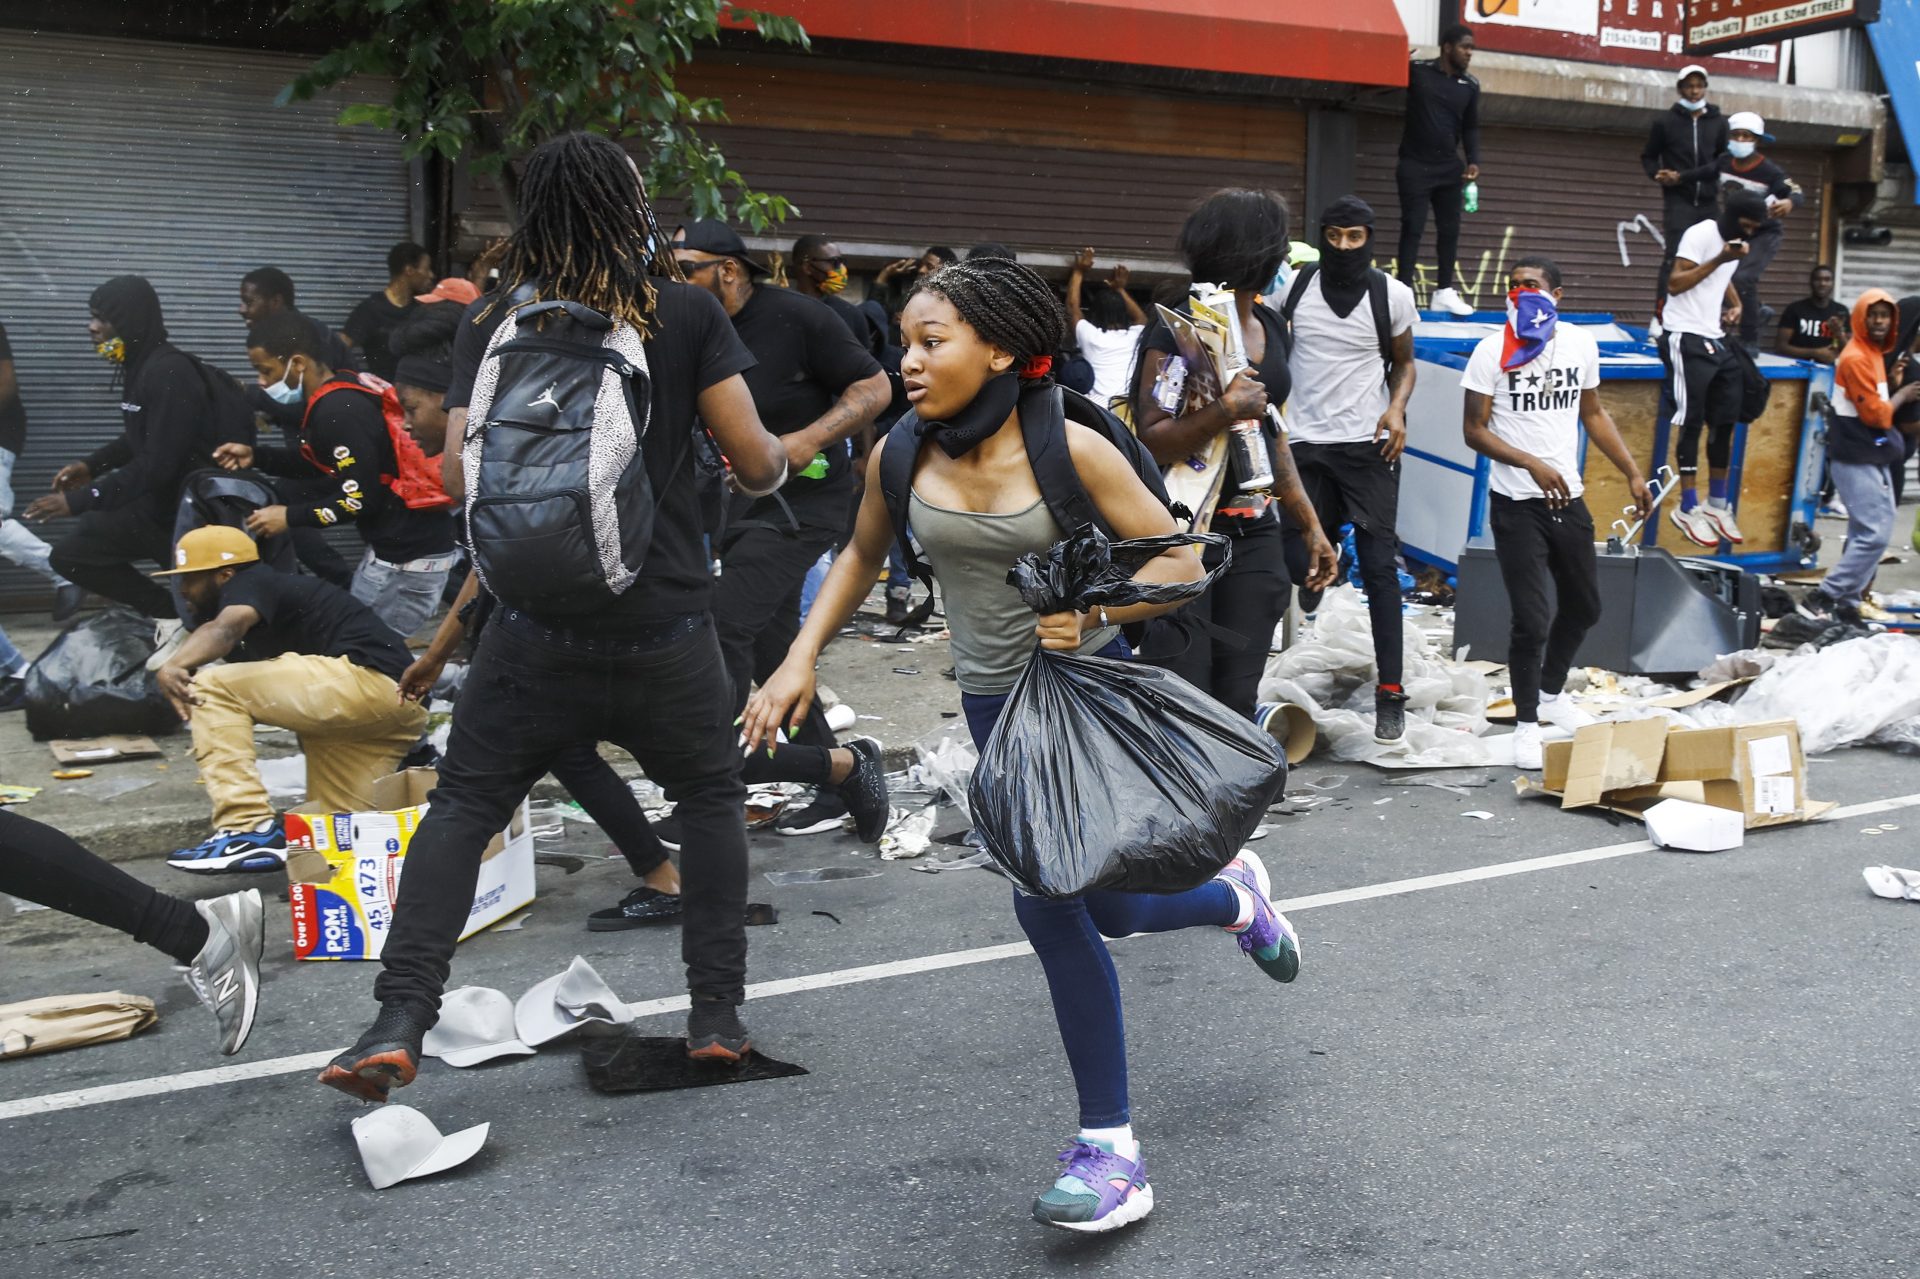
[1280, 196, 1419, 746]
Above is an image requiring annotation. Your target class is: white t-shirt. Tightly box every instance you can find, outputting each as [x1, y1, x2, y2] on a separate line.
[1075, 320, 1144, 405]
[1284, 274, 1418, 443]
[1664, 220, 1739, 339]
[1461, 324, 1601, 500]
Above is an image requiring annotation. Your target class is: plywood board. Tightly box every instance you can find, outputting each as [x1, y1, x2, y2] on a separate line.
[1585, 381, 1662, 545]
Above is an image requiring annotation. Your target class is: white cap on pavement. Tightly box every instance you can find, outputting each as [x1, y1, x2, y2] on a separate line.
[514, 955, 633, 1047]
[422, 987, 536, 1068]
[351, 1105, 489, 1190]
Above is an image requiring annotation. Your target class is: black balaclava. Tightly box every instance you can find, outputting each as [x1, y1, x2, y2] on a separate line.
[1718, 189, 1770, 241]
[920, 370, 1022, 458]
[1317, 196, 1376, 318]
[88, 275, 167, 369]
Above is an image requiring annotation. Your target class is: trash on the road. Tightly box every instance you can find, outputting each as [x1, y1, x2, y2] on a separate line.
[48, 768, 93, 780]
[824, 702, 859, 733]
[912, 723, 977, 815]
[0, 992, 157, 1059]
[1249, 825, 1270, 839]
[24, 610, 177, 741]
[1863, 866, 1920, 900]
[1682, 634, 1920, 754]
[514, 955, 632, 1047]
[745, 783, 800, 828]
[422, 987, 536, 1066]
[1254, 700, 1317, 764]
[488, 910, 531, 932]
[55, 775, 157, 801]
[352, 1105, 489, 1190]
[581, 1033, 808, 1094]
[745, 902, 780, 926]
[48, 735, 162, 765]
[763, 867, 882, 886]
[0, 785, 40, 806]
[1461, 810, 1494, 820]
[892, 667, 921, 675]
[1643, 798, 1745, 852]
[812, 909, 842, 924]
[286, 768, 535, 960]
[1515, 718, 1832, 830]
[1386, 770, 1496, 794]
[879, 805, 937, 859]
[1298, 774, 1348, 791]
[1373, 797, 1394, 805]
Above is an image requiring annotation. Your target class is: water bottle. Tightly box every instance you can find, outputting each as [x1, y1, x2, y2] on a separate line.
[799, 451, 830, 480]
[1462, 180, 1479, 214]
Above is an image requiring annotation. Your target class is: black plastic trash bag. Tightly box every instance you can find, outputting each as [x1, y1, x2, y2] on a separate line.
[24, 608, 179, 741]
[968, 527, 1287, 898]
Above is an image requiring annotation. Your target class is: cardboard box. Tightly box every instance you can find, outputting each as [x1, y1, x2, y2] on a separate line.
[1518, 718, 1833, 830]
[286, 768, 535, 960]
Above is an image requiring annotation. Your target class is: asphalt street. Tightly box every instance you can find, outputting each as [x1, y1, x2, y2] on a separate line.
[3, 746, 1918, 1278]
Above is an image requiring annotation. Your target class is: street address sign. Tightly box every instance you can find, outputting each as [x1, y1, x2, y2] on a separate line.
[1686, 0, 1881, 54]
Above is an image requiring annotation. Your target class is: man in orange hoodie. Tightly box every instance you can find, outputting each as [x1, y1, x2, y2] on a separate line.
[1800, 288, 1920, 623]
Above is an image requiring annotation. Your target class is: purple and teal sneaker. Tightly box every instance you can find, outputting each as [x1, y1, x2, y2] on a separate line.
[1217, 850, 1301, 983]
[1033, 1139, 1153, 1233]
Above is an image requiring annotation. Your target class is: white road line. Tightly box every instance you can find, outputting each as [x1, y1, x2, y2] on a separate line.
[4, 792, 1914, 1123]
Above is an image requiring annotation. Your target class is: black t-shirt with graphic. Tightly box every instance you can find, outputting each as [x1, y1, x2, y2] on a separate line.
[216, 563, 413, 682]
[446, 279, 757, 626]
[1779, 298, 1848, 354]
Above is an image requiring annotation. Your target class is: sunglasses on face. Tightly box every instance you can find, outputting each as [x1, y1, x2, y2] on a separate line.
[806, 256, 846, 269]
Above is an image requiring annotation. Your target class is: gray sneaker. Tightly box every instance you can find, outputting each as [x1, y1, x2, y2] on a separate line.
[184, 889, 265, 1055]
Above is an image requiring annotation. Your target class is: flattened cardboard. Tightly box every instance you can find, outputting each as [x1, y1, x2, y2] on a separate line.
[1545, 718, 1668, 809]
[48, 736, 161, 764]
[1642, 678, 1754, 710]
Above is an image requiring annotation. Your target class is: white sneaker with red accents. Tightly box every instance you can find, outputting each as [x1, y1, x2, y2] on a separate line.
[1669, 505, 1722, 548]
[1700, 501, 1745, 544]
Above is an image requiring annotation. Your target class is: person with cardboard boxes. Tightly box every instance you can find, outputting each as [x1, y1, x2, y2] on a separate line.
[153, 526, 427, 874]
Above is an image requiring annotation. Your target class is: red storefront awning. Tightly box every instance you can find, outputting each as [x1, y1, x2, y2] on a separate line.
[737, 0, 1410, 88]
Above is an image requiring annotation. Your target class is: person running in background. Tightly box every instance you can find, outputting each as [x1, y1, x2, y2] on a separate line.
[1131, 191, 1338, 718]
[1716, 112, 1802, 350]
[322, 132, 789, 1101]
[218, 313, 457, 639]
[1778, 264, 1848, 365]
[1065, 247, 1147, 407]
[0, 319, 85, 620]
[28, 276, 219, 620]
[1396, 23, 1480, 317]
[1281, 195, 1419, 744]
[1643, 64, 1728, 323]
[1799, 290, 1919, 624]
[1462, 256, 1650, 771]
[342, 241, 435, 382]
[1662, 187, 1768, 549]
[745, 256, 1301, 1234]
[1, 810, 264, 1054]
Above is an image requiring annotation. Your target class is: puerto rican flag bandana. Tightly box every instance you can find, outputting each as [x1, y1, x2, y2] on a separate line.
[1501, 287, 1558, 371]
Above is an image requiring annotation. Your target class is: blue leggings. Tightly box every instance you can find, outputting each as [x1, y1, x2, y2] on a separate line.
[963, 645, 1239, 1128]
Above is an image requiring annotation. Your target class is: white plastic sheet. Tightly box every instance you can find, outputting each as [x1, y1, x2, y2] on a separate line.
[1683, 633, 1920, 754]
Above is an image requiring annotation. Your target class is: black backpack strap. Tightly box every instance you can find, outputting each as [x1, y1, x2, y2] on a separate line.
[1280, 263, 1318, 327]
[877, 421, 938, 629]
[1367, 269, 1394, 379]
[1019, 384, 1102, 538]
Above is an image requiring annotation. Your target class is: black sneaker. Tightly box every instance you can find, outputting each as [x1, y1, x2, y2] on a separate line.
[587, 885, 683, 931]
[686, 997, 751, 1062]
[317, 1003, 429, 1103]
[1373, 689, 1409, 746]
[1796, 589, 1838, 622]
[774, 791, 849, 836]
[650, 812, 683, 851]
[837, 737, 890, 843]
[885, 588, 911, 626]
[0, 676, 24, 713]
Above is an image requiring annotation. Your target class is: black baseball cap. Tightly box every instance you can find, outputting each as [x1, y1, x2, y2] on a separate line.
[674, 220, 769, 276]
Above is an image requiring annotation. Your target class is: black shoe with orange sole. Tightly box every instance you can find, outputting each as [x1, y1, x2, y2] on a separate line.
[686, 998, 752, 1063]
[317, 1004, 428, 1103]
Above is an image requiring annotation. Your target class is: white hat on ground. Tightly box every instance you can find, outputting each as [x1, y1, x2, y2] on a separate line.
[514, 955, 633, 1047]
[351, 1105, 489, 1190]
[422, 987, 536, 1067]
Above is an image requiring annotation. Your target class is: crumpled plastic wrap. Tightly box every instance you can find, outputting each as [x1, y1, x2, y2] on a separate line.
[1259, 586, 1497, 767]
[912, 724, 978, 817]
[1682, 633, 1920, 754]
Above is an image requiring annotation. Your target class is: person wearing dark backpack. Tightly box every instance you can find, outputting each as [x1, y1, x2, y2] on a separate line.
[1280, 196, 1420, 745]
[320, 132, 788, 1101]
[744, 257, 1302, 1233]
[1129, 189, 1338, 717]
[214, 312, 457, 640]
[671, 220, 894, 841]
[28, 276, 226, 621]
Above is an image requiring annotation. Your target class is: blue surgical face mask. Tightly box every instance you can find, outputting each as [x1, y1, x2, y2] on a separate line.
[1728, 139, 1756, 159]
[1678, 96, 1707, 112]
[263, 359, 304, 405]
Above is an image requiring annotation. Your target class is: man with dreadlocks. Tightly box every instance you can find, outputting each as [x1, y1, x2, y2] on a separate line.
[320, 132, 788, 1101]
[671, 220, 893, 844]
[745, 256, 1302, 1234]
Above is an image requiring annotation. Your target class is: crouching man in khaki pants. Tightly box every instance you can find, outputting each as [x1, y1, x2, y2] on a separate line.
[153, 526, 427, 874]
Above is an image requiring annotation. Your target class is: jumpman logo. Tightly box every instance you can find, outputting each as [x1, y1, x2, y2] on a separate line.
[529, 383, 562, 411]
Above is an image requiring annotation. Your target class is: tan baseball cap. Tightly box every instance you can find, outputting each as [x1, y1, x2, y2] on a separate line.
[152, 526, 260, 576]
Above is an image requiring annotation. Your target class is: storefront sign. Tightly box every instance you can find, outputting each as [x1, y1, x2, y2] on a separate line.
[1462, 0, 1778, 75]
[1686, 0, 1879, 54]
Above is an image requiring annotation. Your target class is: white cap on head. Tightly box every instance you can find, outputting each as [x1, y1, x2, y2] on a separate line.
[1727, 110, 1773, 142]
[1677, 63, 1709, 83]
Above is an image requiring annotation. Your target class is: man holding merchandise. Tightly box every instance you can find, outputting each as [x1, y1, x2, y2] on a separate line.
[1661, 187, 1769, 549]
[1462, 257, 1650, 772]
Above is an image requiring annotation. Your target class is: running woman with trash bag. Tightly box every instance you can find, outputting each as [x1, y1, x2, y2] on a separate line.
[743, 256, 1300, 1235]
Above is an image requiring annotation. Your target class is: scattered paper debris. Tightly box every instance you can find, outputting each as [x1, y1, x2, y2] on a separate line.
[879, 806, 937, 860]
[1461, 810, 1493, 820]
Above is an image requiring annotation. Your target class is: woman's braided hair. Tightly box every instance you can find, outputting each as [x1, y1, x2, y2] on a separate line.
[910, 256, 1065, 370]
[483, 131, 682, 335]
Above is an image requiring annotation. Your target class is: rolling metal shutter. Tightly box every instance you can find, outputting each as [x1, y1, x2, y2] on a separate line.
[1838, 231, 1920, 304]
[1350, 112, 1831, 332]
[0, 29, 411, 606]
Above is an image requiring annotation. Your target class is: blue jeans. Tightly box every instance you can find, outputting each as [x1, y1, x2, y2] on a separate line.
[962, 638, 1239, 1127]
[1826, 459, 1897, 606]
[350, 547, 455, 641]
[0, 447, 64, 585]
[0, 620, 23, 675]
